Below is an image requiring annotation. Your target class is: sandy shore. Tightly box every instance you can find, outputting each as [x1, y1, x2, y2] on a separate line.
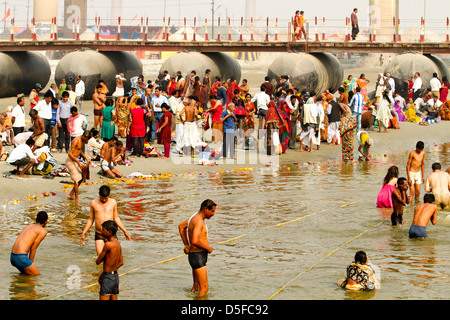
[0, 60, 449, 203]
[1, 118, 449, 204]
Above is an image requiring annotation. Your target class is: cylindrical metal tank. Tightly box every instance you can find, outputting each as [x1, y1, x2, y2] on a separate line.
[267, 52, 343, 95]
[383, 53, 450, 98]
[0, 51, 51, 98]
[203, 52, 241, 83]
[159, 52, 221, 84]
[55, 51, 118, 99]
[310, 53, 344, 93]
[369, 0, 399, 41]
[34, 0, 58, 40]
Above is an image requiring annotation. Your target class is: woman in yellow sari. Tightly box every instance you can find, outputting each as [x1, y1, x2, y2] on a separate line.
[337, 251, 380, 291]
[405, 98, 420, 122]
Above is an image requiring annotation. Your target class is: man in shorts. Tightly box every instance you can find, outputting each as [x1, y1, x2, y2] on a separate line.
[406, 141, 425, 201]
[409, 194, 438, 238]
[96, 220, 123, 300]
[81, 185, 131, 255]
[178, 199, 217, 298]
[10, 211, 48, 275]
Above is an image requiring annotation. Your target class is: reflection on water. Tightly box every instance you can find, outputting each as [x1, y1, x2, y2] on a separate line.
[0, 143, 450, 300]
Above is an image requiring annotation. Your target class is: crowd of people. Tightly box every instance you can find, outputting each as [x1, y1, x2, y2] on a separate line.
[0, 66, 449, 182]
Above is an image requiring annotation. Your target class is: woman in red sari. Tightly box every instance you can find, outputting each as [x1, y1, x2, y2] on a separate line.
[266, 100, 289, 155]
[243, 93, 256, 134]
[157, 103, 173, 158]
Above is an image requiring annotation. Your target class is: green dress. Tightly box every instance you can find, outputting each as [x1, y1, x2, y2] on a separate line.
[101, 106, 115, 140]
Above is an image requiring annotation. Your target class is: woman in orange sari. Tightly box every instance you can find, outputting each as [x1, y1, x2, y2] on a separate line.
[357, 74, 370, 102]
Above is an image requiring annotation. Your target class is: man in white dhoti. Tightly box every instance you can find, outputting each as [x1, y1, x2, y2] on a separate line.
[180, 96, 199, 157]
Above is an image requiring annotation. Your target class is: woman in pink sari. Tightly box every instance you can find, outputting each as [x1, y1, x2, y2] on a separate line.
[376, 166, 399, 208]
[439, 76, 449, 104]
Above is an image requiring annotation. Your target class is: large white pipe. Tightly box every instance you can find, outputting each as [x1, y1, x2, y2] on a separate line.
[111, 0, 123, 23]
[245, 0, 255, 27]
[369, 0, 399, 41]
[33, 0, 58, 39]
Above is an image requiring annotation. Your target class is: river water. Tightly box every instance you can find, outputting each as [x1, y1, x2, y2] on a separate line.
[1, 141, 450, 300]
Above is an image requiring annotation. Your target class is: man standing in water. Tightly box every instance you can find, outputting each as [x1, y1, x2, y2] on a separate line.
[425, 163, 450, 209]
[66, 130, 91, 202]
[406, 141, 425, 201]
[409, 194, 438, 238]
[10, 211, 48, 275]
[178, 199, 217, 298]
[96, 220, 123, 300]
[81, 185, 131, 255]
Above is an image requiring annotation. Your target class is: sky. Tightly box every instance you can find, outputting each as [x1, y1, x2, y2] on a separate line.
[4, 0, 450, 30]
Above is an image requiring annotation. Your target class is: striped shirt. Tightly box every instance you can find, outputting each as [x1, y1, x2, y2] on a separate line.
[349, 93, 364, 114]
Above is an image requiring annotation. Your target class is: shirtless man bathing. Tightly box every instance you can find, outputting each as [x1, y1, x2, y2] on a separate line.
[81, 185, 131, 255]
[409, 193, 438, 238]
[406, 141, 425, 201]
[178, 199, 217, 298]
[96, 220, 124, 300]
[10, 211, 48, 275]
[425, 162, 450, 209]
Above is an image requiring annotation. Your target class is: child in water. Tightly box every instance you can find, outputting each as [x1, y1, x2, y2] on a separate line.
[391, 177, 411, 225]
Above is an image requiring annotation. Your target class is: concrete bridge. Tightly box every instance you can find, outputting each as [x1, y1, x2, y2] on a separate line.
[0, 39, 449, 54]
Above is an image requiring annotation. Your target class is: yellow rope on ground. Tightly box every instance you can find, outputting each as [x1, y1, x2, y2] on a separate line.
[267, 220, 384, 300]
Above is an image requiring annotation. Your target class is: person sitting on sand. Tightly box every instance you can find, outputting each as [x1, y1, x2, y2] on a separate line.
[101, 140, 124, 179]
[337, 250, 380, 291]
[6, 138, 37, 177]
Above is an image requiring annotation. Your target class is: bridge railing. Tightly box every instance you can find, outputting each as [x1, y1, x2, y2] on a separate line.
[1, 16, 449, 44]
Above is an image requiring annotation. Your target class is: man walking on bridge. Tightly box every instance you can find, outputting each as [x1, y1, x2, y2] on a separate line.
[351, 8, 359, 40]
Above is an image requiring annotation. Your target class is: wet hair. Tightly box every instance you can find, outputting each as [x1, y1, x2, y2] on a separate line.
[200, 199, 217, 211]
[424, 193, 435, 204]
[99, 185, 111, 198]
[36, 211, 48, 224]
[102, 220, 118, 236]
[116, 140, 123, 147]
[397, 177, 407, 187]
[432, 162, 441, 171]
[354, 251, 367, 264]
[29, 109, 38, 117]
[416, 141, 424, 150]
[383, 166, 399, 185]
